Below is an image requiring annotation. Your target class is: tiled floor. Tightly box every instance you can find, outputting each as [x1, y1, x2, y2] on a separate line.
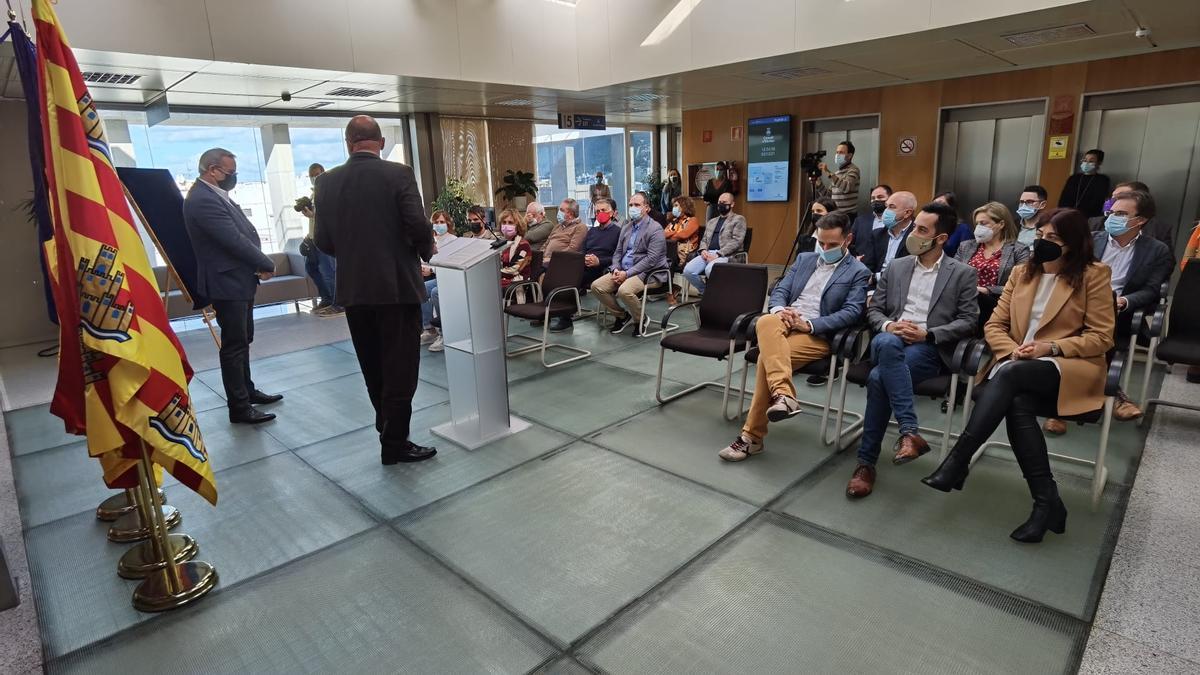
[0, 305, 1177, 673]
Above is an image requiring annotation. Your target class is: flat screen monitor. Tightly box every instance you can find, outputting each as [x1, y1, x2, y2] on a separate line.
[746, 115, 791, 202]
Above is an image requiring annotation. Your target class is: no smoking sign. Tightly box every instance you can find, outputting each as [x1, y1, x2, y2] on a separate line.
[897, 136, 917, 156]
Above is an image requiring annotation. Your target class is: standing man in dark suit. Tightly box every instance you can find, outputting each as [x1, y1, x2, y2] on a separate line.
[850, 184, 891, 259]
[846, 201, 979, 498]
[315, 115, 436, 465]
[183, 148, 283, 425]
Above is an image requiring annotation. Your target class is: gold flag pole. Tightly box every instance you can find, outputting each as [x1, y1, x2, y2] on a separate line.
[107, 473, 181, 542]
[130, 441, 217, 612]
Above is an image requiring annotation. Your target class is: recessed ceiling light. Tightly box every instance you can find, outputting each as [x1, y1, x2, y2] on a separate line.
[82, 71, 142, 86]
[622, 92, 669, 103]
[325, 86, 385, 98]
[492, 97, 551, 107]
[759, 66, 831, 80]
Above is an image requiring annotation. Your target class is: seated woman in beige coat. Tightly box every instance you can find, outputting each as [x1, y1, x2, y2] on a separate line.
[921, 208, 1115, 544]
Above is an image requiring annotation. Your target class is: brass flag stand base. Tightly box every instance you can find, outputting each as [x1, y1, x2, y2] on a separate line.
[117, 482, 198, 578]
[96, 488, 166, 522]
[107, 504, 180, 543]
[130, 443, 217, 612]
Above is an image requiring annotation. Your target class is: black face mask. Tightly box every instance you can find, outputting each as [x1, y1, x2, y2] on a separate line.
[871, 200, 887, 216]
[1031, 238, 1063, 264]
[217, 173, 237, 191]
[469, 221, 483, 233]
[717, 203, 732, 215]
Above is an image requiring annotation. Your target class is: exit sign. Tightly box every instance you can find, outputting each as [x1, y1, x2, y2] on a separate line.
[558, 113, 606, 131]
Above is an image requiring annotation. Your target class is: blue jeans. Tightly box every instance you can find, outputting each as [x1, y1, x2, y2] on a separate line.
[316, 249, 337, 304]
[856, 332, 946, 466]
[682, 253, 727, 294]
[304, 251, 332, 303]
[421, 278, 439, 327]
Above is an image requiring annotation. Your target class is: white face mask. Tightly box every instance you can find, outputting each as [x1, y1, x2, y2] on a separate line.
[973, 224, 995, 244]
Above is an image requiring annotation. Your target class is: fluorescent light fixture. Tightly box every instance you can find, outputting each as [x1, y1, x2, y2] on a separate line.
[642, 0, 702, 47]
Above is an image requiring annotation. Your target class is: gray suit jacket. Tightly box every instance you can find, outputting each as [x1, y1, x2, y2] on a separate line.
[769, 252, 871, 336]
[182, 180, 275, 302]
[700, 213, 747, 257]
[954, 239, 1031, 297]
[612, 216, 668, 283]
[867, 253, 980, 366]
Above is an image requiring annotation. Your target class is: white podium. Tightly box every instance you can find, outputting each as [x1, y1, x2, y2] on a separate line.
[428, 237, 531, 449]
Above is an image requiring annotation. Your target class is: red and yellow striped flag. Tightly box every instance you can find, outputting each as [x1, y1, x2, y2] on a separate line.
[34, 0, 217, 504]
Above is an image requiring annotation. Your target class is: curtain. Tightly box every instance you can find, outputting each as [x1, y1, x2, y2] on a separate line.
[486, 119, 535, 210]
[439, 117, 491, 205]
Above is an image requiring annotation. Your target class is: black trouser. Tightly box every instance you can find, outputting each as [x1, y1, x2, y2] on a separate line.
[345, 303, 422, 452]
[977, 294, 999, 331]
[211, 299, 256, 412]
[954, 360, 1060, 479]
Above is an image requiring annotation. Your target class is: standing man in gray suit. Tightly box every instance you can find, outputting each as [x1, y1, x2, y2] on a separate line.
[682, 192, 747, 296]
[183, 148, 283, 425]
[847, 201, 979, 498]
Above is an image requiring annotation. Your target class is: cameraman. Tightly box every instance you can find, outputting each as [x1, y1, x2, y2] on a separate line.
[817, 141, 860, 215]
[300, 163, 342, 316]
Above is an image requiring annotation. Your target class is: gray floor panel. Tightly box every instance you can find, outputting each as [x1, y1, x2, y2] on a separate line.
[590, 388, 835, 505]
[534, 656, 595, 674]
[507, 362, 662, 437]
[596, 336, 749, 388]
[295, 403, 572, 520]
[14, 441, 113, 529]
[50, 529, 558, 675]
[398, 442, 755, 645]
[4, 403, 78, 456]
[187, 378, 227, 413]
[779, 452, 1119, 620]
[162, 407, 290, 485]
[194, 345, 361, 399]
[580, 514, 1083, 675]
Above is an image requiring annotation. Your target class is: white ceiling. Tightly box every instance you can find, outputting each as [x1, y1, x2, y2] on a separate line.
[2, 0, 1197, 125]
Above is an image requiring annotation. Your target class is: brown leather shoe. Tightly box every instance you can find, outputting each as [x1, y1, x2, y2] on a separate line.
[1043, 418, 1067, 435]
[892, 433, 930, 465]
[846, 464, 877, 498]
[1114, 398, 1143, 421]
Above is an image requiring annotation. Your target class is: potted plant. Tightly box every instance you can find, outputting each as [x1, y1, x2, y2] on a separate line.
[494, 169, 538, 209]
[431, 178, 472, 236]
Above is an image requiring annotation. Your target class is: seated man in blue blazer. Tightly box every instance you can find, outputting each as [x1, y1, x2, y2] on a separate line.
[183, 148, 282, 425]
[719, 212, 871, 461]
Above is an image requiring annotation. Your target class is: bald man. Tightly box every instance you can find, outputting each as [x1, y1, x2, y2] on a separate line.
[314, 115, 436, 465]
[863, 190, 917, 274]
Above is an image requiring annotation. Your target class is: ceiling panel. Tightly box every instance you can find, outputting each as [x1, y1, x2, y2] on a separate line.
[88, 86, 163, 105]
[833, 40, 1011, 76]
[258, 97, 374, 112]
[294, 81, 415, 101]
[74, 62, 193, 91]
[168, 92, 280, 108]
[167, 72, 327, 98]
[71, 48, 213, 74]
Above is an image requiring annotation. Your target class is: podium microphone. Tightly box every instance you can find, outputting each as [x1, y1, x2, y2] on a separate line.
[490, 236, 508, 250]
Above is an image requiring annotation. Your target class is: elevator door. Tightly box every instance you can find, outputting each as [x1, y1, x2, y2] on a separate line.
[805, 116, 879, 213]
[937, 101, 1046, 218]
[1079, 86, 1200, 255]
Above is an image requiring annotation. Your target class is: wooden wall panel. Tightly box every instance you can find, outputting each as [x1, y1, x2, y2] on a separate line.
[1084, 47, 1200, 94]
[877, 81, 944, 204]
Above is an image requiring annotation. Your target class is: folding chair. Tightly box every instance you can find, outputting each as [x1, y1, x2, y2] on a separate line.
[1141, 264, 1200, 418]
[683, 229, 752, 301]
[655, 264, 768, 416]
[502, 251, 591, 368]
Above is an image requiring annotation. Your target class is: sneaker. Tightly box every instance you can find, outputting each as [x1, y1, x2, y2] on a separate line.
[1043, 418, 1067, 435]
[718, 434, 764, 462]
[314, 300, 332, 310]
[428, 335, 444, 352]
[609, 313, 631, 334]
[765, 393, 802, 422]
[1114, 396, 1143, 421]
[806, 374, 827, 386]
[316, 305, 345, 318]
[632, 317, 645, 338]
[420, 328, 439, 345]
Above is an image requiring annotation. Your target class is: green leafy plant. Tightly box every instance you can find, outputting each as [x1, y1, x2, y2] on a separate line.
[432, 178, 472, 236]
[644, 171, 664, 211]
[493, 169, 538, 202]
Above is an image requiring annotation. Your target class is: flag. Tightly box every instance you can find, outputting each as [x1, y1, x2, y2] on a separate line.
[33, 0, 217, 504]
[2, 18, 57, 324]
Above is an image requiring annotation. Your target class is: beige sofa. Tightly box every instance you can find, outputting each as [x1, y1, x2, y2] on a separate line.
[154, 241, 318, 319]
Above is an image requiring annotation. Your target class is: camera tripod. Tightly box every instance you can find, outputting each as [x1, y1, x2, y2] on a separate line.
[783, 172, 829, 269]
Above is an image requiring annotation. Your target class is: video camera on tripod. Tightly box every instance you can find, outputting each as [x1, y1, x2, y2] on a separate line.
[800, 150, 826, 180]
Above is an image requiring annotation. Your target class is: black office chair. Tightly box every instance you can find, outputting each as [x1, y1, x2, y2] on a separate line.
[1142, 263, 1200, 419]
[683, 228, 753, 301]
[503, 251, 591, 368]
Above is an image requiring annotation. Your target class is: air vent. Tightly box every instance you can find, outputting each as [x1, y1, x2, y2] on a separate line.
[325, 86, 385, 98]
[304, 101, 334, 109]
[622, 92, 669, 103]
[82, 71, 142, 86]
[1003, 23, 1095, 47]
[492, 97, 551, 107]
[759, 66, 831, 80]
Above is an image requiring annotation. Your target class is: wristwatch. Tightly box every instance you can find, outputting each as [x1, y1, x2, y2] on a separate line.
[1049, 342, 1062, 357]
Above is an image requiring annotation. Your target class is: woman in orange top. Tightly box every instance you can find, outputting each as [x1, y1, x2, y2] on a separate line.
[1182, 221, 1200, 382]
[664, 195, 701, 304]
[923, 208, 1115, 543]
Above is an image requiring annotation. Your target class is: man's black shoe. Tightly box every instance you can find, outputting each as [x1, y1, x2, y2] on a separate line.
[632, 318, 645, 338]
[549, 317, 573, 332]
[806, 375, 827, 386]
[609, 313, 631, 334]
[229, 407, 276, 425]
[249, 390, 284, 405]
[382, 442, 437, 465]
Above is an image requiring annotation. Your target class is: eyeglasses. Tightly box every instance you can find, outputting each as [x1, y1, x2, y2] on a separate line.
[1105, 210, 1135, 218]
[1018, 199, 1042, 207]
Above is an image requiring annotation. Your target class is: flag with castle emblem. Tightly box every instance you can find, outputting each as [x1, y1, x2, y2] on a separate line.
[34, 0, 217, 504]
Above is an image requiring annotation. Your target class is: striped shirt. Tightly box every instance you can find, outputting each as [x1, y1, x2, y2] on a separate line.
[829, 162, 861, 214]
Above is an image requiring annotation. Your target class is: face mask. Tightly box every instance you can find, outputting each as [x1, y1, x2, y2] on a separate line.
[433, 222, 448, 236]
[217, 172, 237, 191]
[557, 210, 568, 224]
[1080, 161, 1096, 174]
[1016, 204, 1038, 221]
[882, 208, 899, 228]
[1031, 238, 1063, 264]
[469, 221, 483, 233]
[717, 203, 731, 215]
[595, 211, 612, 225]
[871, 200, 887, 216]
[820, 246, 846, 265]
[1104, 214, 1132, 237]
[671, 206, 682, 218]
[669, 175, 679, 184]
[834, 154, 847, 168]
[973, 224, 995, 244]
[501, 224, 517, 238]
[905, 233, 937, 256]
[812, 211, 825, 222]
[1102, 197, 1116, 214]
[628, 206, 644, 221]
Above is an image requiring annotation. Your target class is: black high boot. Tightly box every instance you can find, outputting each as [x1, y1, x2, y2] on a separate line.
[1010, 476, 1068, 543]
[921, 432, 981, 492]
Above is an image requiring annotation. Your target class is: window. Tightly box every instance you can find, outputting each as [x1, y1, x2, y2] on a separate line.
[289, 127, 349, 177]
[629, 129, 654, 195]
[533, 123, 627, 220]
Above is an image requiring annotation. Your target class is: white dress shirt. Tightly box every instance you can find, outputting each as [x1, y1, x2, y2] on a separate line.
[1101, 233, 1139, 296]
[771, 259, 838, 325]
[894, 253, 942, 329]
[883, 223, 913, 269]
[872, 214, 885, 230]
[990, 273, 1059, 379]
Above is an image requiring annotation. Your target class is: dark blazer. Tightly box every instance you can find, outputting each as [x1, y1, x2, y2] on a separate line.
[182, 180, 275, 302]
[1058, 173, 1111, 218]
[314, 152, 433, 307]
[942, 222, 974, 258]
[770, 252, 871, 336]
[611, 216, 667, 283]
[849, 210, 879, 258]
[863, 223, 912, 274]
[954, 239, 1031, 297]
[1092, 231, 1173, 313]
[867, 253, 979, 366]
[1088, 214, 1175, 251]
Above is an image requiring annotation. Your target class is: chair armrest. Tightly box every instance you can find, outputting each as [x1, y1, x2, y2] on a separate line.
[1148, 305, 1167, 338]
[730, 311, 764, 348]
[659, 300, 699, 332]
[963, 341, 992, 377]
[503, 279, 542, 304]
[544, 286, 580, 306]
[1105, 351, 1126, 397]
[951, 338, 975, 373]
[1159, 280, 1170, 302]
[836, 325, 872, 360]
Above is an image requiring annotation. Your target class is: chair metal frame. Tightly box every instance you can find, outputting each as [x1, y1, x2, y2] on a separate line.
[502, 280, 591, 368]
[594, 266, 679, 339]
[653, 303, 757, 418]
[1140, 271, 1200, 420]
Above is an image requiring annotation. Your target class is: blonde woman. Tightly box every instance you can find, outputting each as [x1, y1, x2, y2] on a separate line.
[497, 208, 532, 298]
[956, 201, 1031, 326]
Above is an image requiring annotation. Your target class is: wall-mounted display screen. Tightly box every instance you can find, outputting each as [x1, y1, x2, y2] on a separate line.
[746, 115, 791, 202]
